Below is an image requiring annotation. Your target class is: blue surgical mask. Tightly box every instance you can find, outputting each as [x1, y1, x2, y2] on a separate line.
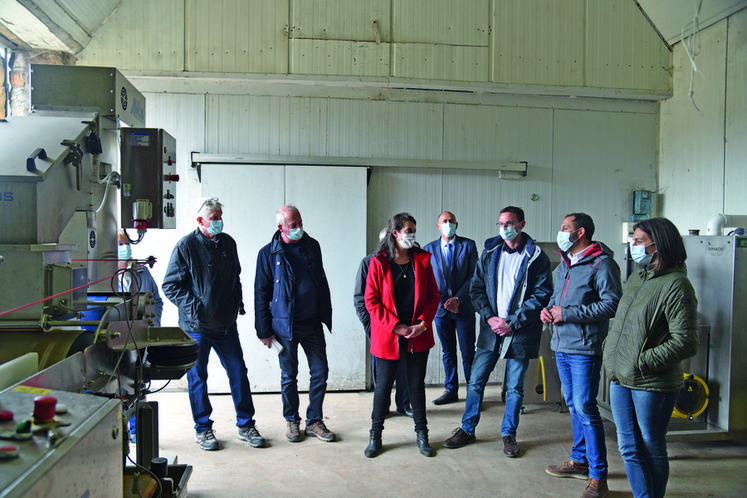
[287, 227, 304, 241]
[556, 228, 580, 252]
[207, 220, 223, 236]
[440, 222, 456, 238]
[118, 245, 132, 260]
[630, 242, 656, 265]
[500, 226, 518, 242]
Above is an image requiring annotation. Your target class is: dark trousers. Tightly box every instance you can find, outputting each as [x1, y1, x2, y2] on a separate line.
[435, 313, 476, 393]
[276, 319, 329, 424]
[372, 355, 410, 411]
[371, 337, 429, 432]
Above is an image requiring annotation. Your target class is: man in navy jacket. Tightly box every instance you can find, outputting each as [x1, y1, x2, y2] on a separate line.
[423, 211, 478, 405]
[255, 205, 335, 443]
[443, 206, 552, 458]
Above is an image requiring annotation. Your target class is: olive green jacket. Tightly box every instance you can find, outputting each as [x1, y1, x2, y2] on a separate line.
[603, 264, 698, 392]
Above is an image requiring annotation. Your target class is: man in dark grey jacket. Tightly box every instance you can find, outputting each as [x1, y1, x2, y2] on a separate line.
[541, 213, 622, 498]
[162, 198, 264, 451]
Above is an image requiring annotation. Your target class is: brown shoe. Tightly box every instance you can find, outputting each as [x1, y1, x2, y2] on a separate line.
[305, 420, 336, 442]
[502, 435, 520, 457]
[286, 421, 302, 442]
[442, 427, 476, 448]
[545, 459, 589, 479]
[581, 479, 609, 498]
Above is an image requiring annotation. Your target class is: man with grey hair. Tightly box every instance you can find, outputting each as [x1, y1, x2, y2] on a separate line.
[255, 205, 335, 443]
[163, 197, 265, 451]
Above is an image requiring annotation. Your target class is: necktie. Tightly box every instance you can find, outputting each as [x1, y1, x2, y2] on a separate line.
[445, 243, 453, 269]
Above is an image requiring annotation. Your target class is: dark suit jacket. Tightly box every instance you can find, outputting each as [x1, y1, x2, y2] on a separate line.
[423, 235, 478, 318]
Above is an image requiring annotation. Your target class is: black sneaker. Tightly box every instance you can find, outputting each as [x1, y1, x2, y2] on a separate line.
[195, 428, 219, 451]
[238, 424, 266, 448]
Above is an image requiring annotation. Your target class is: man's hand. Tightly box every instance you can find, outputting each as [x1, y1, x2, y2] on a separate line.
[444, 297, 460, 314]
[487, 316, 512, 336]
[546, 306, 564, 324]
[540, 307, 554, 324]
[260, 336, 275, 348]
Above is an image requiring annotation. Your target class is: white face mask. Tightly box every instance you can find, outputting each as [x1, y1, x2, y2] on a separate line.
[630, 242, 656, 265]
[556, 228, 580, 252]
[287, 227, 304, 241]
[440, 222, 456, 238]
[500, 225, 518, 242]
[398, 233, 416, 249]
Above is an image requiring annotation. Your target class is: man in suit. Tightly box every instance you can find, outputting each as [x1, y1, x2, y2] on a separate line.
[423, 211, 478, 405]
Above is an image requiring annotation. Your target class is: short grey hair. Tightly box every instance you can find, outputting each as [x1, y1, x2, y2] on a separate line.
[198, 197, 222, 217]
[276, 205, 299, 226]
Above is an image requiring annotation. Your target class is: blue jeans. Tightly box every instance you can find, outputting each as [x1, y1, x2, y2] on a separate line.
[187, 324, 256, 432]
[461, 347, 529, 437]
[435, 314, 476, 393]
[610, 382, 678, 498]
[372, 355, 410, 410]
[556, 352, 607, 480]
[276, 319, 329, 424]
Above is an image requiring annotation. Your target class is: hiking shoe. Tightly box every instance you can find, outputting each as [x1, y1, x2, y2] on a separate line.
[195, 428, 219, 451]
[305, 420, 336, 442]
[581, 478, 609, 498]
[286, 421, 302, 442]
[442, 427, 476, 448]
[502, 435, 520, 457]
[545, 459, 589, 479]
[238, 424, 266, 448]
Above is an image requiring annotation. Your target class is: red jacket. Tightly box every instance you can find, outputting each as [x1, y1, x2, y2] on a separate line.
[365, 249, 440, 359]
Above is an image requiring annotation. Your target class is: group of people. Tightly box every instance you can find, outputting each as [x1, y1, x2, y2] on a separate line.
[141, 197, 697, 498]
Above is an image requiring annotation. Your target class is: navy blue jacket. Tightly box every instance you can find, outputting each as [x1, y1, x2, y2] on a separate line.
[162, 229, 243, 334]
[549, 242, 622, 355]
[470, 233, 552, 358]
[254, 231, 332, 341]
[423, 235, 478, 318]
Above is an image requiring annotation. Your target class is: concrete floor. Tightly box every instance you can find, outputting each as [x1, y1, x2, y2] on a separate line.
[136, 386, 747, 498]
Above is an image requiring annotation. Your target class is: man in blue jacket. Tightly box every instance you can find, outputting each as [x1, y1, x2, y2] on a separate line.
[255, 205, 335, 443]
[541, 213, 622, 498]
[162, 198, 264, 451]
[443, 206, 552, 458]
[423, 211, 478, 405]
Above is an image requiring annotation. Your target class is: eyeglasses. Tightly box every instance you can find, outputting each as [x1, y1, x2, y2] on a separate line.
[496, 221, 517, 228]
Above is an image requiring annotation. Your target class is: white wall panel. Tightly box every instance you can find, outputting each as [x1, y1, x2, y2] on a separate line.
[493, 0, 584, 87]
[724, 9, 747, 215]
[290, 0, 390, 41]
[554, 108, 658, 269]
[290, 39, 390, 76]
[393, 0, 490, 46]
[185, 0, 288, 73]
[327, 100, 443, 159]
[205, 94, 328, 156]
[586, 0, 671, 92]
[660, 20, 727, 232]
[77, 0, 184, 71]
[393, 43, 488, 81]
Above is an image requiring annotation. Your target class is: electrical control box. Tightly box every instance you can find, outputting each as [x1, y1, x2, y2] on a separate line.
[120, 128, 178, 230]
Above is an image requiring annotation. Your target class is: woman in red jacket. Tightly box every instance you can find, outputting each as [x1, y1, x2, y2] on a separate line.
[364, 212, 440, 458]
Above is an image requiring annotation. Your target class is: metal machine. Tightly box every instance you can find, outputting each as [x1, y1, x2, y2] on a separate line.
[0, 64, 192, 496]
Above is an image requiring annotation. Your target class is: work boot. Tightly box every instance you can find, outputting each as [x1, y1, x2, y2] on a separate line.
[286, 421, 302, 442]
[364, 430, 382, 458]
[416, 429, 434, 457]
[305, 420, 336, 442]
[581, 478, 609, 498]
[545, 459, 589, 479]
[237, 424, 266, 448]
[442, 427, 476, 449]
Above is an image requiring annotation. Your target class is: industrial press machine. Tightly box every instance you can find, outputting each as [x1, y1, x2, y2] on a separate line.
[0, 65, 193, 496]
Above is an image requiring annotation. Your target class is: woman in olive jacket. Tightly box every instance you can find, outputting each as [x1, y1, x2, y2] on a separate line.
[603, 217, 698, 498]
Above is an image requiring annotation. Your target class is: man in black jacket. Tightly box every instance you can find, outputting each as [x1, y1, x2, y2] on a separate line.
[163, 198, 264, 451]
